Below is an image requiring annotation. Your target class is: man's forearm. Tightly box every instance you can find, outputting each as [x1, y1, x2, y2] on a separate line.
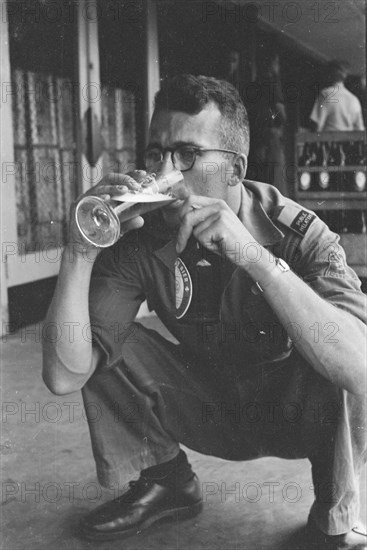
[42, 246, 99, 394]
[244, 251, 367, 395]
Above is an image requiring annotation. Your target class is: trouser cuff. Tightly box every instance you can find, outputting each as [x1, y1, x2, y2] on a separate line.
[309, 499, 360, 535]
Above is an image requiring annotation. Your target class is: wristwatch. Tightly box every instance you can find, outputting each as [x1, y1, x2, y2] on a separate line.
[253, 258, 290, 294]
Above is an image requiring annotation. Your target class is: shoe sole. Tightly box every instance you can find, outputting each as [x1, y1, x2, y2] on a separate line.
[79, 500, 203, 541]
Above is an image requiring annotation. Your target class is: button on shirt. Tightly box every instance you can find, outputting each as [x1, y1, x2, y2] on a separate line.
[89, 181, 366, 373]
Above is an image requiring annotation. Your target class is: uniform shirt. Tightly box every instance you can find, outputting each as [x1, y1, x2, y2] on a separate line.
[310, 83, 365, 131]
[89, 181, 366, 372]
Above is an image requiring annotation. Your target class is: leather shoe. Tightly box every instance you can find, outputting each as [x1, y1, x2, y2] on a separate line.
[79, 474, 203, 541]
[307, 516, 367, 549]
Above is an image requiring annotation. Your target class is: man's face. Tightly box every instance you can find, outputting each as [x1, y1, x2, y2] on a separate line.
[147, 102, 241, 227]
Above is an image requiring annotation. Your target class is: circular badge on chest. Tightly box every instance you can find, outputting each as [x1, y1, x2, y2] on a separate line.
[175, 257, 192, 319]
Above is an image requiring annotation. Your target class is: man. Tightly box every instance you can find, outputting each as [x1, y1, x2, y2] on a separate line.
[42, 75, 367, 548]
[247, 53, 288, 195]
[223, 49, 242, 91]
[310, 60, 365, 132]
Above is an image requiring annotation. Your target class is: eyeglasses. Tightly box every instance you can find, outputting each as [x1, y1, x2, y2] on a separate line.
[144, 145, 239, 172]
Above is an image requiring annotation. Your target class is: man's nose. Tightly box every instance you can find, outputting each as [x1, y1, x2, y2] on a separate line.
[159, 150, 175, 175]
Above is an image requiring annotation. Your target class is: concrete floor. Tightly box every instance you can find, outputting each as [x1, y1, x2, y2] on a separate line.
[1, 317, 366, 550]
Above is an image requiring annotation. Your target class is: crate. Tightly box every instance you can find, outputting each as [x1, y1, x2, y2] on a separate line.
[295, 131, 366, 277]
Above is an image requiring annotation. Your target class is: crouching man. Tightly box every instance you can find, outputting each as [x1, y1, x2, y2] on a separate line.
[42, 75, 367, 549]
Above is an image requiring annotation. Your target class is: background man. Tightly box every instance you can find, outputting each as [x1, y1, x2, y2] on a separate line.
[246, 53, 288, 195]
[42, 75, 366, 549]
[223, 49, 243, 92]
[310, 60, 365, 132]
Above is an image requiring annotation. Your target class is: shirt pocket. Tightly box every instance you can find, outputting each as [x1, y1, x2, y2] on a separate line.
[221, 271, 292, 365]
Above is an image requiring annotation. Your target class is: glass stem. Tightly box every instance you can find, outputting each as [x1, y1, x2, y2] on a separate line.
[114, 202, 134, 216]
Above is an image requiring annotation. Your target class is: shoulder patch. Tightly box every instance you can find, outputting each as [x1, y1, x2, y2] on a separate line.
[274, 205, 316, 238]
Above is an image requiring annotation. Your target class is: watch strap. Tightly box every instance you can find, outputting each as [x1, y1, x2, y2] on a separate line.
[254, 258, 290, 294]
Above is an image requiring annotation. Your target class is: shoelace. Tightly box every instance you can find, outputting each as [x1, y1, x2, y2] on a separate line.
[115, 477, 151, 503]
[128, 477, 151, 491]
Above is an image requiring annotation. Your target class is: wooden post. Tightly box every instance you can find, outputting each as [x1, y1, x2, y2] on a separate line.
[145, 0, 160, 143]
[76, 0, 103, 192]
[0, 7, 18, 333]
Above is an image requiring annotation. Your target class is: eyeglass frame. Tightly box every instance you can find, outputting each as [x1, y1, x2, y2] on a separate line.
[143, 145, 239, 172]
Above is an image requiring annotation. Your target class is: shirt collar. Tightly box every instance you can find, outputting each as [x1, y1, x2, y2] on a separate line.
[152, 182, 284, 273]
[238, 184, 284, 246]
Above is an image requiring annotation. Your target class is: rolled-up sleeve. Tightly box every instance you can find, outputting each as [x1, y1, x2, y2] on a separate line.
[89, 234, 145, 369]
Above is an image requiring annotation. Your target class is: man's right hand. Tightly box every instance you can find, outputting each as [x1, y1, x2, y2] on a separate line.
[67, 171, 150, 259]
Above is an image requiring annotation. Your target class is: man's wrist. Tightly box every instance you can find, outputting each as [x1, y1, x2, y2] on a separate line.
[63, 242, 101, 264]
[242, 251, 291, 293]
[253, 257, 290, 293]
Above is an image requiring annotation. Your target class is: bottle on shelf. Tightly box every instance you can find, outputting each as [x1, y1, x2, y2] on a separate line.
[341, 140, 366, 233]
[298, 142, 316, 191]
[328, 142, 345, 192]
[343, 210, 367, 234]
[327, 142, 349, 231]
[362, 212, 367, 234]
[339, 143, 347, 192]
[353, 141, 366, 192]
[327, 142, 336, 191]
[344, 140, 357, 165]
[317, 143, 330, 191]
[343, 141, 355, 192]
[298, 143, 309, 166]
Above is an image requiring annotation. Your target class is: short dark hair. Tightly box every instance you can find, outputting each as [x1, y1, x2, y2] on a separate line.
[327, 60, 349, 84]
[153, 74, 249, 155]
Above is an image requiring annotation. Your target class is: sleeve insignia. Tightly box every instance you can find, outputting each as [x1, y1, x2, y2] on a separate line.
[274, 205, 316, 238]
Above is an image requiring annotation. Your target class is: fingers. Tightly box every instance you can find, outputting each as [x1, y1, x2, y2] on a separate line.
[99, 174, 142, 194]
[129, 170, 151, 185]
[176, 202, 224, 253]
[120, 216, 145, 235]
[84, 173, 143, 199]
[193, 214, 225, 252]
[108, 171, 147, 186]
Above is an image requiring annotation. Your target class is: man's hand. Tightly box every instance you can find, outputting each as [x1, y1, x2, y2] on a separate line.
[176, 195, 256, 266]
[68, 171, 149, 258]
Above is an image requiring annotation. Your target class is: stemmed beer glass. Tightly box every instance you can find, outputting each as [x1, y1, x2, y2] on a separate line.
[75, 169, 185, 248]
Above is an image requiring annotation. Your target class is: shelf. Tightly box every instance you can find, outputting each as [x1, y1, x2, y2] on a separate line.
[297, 166, 366, 172]
[296, 131, 366, 144]
[297, 192, 367, 200]
[297, 199, 367, 210]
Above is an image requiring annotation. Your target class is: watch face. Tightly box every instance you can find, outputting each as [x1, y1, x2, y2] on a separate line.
[277, 258, 290, 272]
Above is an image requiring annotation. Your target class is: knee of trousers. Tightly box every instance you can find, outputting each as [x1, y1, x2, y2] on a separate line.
[84, 322, 183, 396]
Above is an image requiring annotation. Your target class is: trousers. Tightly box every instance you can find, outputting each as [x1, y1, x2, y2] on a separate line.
[82, 323, 366, 535]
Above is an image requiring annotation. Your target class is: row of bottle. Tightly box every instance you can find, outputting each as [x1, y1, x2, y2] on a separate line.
[298, 141, 366, 192]
[319, 210, 367, 235]
[298, 141, 366, 168]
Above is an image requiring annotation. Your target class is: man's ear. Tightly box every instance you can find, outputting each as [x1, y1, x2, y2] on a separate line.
[228, 154, 247, 186]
